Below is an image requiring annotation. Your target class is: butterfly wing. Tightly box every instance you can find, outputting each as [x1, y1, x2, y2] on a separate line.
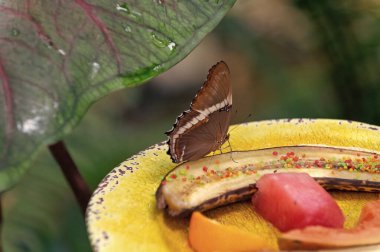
[166, 61, 232, 163]
[179, 109, 231, 162]
[191, 61, 232, 112]
[167, 107, 231, 162]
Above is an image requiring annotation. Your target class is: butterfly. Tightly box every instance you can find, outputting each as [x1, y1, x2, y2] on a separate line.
[166, 61, 232, 163]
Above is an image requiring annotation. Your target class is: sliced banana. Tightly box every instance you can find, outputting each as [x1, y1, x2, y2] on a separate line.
[156, 145, 380, 216]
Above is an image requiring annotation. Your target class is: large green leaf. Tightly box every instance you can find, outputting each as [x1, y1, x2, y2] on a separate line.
[0, 0, 236, 191]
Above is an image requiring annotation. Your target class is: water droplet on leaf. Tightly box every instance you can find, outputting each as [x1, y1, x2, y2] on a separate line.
[116, 3, 130, 13]
[130, 10, 142, 21]
[153, 64, 163, 72]
[150, 32, 176, 52]
[116, 3, 142, 21]
[167, 42, 176, 51]
[123, 25, 132, 33]
[11, 28, 20, 37]
[90, 62, 101, 79]
[151, 32, 166, 48]
[58, 49, 66, 55]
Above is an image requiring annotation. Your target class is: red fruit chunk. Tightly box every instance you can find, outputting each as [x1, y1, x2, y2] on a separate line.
[252, 172, 344, 232]
[279, 199, 380, 250]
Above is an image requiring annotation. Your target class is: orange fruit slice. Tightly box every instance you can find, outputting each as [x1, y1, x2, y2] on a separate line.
[189, 211, 277, 252]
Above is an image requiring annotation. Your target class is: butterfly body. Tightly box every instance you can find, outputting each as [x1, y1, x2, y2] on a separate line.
[166, 61, 232, 163]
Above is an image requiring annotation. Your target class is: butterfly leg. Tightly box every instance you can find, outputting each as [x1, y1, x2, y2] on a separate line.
[224, 135, 238, 163]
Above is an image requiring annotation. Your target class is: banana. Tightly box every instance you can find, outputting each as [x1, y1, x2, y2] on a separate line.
[156, 145, 380, 216]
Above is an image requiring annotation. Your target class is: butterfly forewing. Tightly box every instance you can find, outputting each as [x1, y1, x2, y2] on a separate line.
[191, 61, 232, 111]
[166, 61, 232, 163]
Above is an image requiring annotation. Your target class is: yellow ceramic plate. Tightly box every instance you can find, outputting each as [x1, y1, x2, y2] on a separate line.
[86, 119, 380, 251]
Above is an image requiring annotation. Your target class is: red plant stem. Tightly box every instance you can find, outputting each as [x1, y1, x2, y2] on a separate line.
[48, 141, 91, 216]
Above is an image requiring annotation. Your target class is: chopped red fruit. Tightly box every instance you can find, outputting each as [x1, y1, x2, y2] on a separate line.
[252, 173, 344, 232]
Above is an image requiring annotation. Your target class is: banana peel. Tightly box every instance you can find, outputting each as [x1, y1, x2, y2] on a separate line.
[86, 119, 380, 252]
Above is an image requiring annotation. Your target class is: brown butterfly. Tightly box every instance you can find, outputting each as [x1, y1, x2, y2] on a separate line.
[166, 61, 232, 163]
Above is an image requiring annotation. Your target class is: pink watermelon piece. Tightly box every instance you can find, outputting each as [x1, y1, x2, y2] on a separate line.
[252, 172, 345, 232]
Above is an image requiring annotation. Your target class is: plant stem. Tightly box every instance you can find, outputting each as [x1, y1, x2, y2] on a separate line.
[49, 141, 91, 216]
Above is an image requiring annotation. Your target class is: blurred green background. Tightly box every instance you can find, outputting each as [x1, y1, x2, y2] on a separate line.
[4, 0, 380, 251]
